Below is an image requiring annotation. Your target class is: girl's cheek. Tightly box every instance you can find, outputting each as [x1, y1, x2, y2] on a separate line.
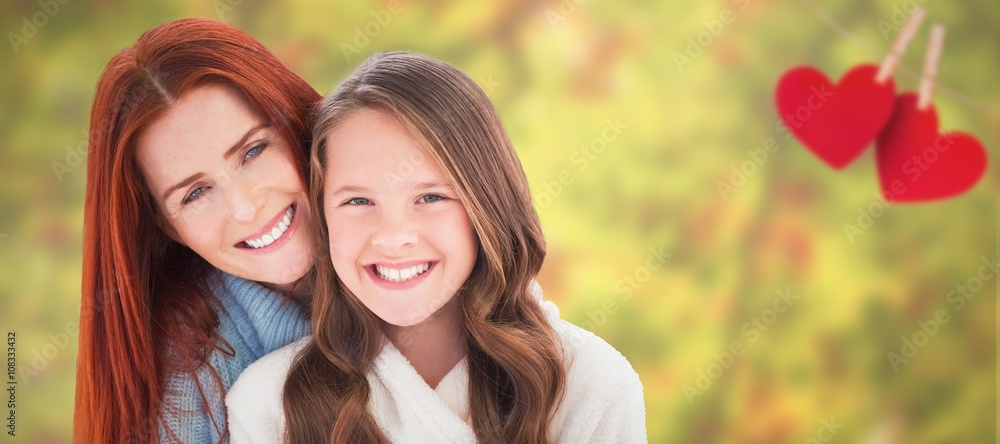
[328, 219, 361, 250]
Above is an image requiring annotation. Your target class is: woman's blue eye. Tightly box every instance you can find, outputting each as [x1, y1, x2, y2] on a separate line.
[344, 197, 372, 206]
[419, 194, 444, 203]
[244, 142, 268, 162]
[182, 187, 206, 205]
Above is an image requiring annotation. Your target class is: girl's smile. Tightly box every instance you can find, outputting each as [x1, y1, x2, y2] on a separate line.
[365, 260, 438, 290]
[322, 109, 478, 328]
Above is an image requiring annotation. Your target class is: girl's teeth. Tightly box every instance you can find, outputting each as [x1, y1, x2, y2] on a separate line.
[375, 263, 431, 282]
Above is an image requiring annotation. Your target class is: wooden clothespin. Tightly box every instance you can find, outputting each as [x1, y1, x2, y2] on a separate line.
[918, 25, 945, 110]
[876, 8, 926, 84]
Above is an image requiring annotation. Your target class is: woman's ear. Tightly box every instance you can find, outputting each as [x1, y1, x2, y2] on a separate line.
[137, 174, 185, 245]
[154, 213, 183, 245]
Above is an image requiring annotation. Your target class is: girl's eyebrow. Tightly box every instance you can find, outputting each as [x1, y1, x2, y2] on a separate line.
[328, 185, 370, 197]
[327, 181, 453, 198]
[413, 181, 453, 190]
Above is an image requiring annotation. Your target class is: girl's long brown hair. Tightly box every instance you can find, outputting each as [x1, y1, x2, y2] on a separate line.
[283, 51, 566, 443]
[75, 18, 319, 443]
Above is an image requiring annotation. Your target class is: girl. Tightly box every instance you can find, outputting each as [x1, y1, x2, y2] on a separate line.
[227, 51, 646, 443]
[77, 19, 320, 443]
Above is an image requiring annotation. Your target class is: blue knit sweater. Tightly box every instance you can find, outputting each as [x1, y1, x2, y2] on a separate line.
[156, 272, 311, 444]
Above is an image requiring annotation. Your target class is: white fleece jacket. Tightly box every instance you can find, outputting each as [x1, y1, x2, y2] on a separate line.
[227, 300, 647, 443]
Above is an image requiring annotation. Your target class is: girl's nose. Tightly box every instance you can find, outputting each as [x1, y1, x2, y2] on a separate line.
[371, 210, 418, 251]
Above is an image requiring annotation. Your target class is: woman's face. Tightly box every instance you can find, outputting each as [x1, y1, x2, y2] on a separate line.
[136, 84, 314, 288]
[322, 109, 478, 328]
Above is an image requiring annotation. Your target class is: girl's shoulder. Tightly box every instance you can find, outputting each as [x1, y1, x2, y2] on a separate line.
[229, 335, 313, 398]
[551, 318, 642, 390]
[226, 336, 313, 443]
[548, 318, 648, 441]
[536, 297, 640, 389]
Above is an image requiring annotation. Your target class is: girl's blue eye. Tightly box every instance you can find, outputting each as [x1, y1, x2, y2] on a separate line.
[344, 197, 372, 206]
[182, 187, 206, 205]
[419, 194, 444, 203]
[244, 142, 268, 162]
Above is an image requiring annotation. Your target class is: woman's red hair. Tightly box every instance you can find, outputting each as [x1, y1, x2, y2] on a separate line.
[75, 18, 319, 443]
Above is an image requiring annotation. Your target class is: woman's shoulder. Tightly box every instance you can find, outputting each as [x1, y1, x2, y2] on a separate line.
[159, 271, 308, 401]
[211, 271, 311, 355]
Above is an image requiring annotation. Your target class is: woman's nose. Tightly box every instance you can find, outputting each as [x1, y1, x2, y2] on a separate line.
[226, 175, 263, 224]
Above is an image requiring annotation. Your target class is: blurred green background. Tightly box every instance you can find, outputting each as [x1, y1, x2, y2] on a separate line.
[0, 0, 996, 442]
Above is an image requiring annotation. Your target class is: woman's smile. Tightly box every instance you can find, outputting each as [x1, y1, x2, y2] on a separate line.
[137, 84, 314, 286]
[236, 203, 299, 251]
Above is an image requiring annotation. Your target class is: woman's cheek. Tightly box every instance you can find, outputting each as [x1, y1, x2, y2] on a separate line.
[174, 206, 224, 248]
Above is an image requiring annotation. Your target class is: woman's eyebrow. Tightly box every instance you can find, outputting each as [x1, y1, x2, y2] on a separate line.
[162, 172, 206, 202]
[161, 123, 271, 202]
[222, 123, 271, 160]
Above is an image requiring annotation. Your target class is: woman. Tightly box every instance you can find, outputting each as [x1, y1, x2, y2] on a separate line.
[75, 18, 320, 443]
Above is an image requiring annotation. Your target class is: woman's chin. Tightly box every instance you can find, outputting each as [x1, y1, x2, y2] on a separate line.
[226, 256, 313, 294]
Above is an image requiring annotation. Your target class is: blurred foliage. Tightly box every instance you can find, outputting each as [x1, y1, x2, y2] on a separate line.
[0, 0, 997, 442]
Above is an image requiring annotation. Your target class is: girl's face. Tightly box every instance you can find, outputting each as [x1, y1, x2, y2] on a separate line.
[322, 109, 478, 328]
[136, 84, 314, 289]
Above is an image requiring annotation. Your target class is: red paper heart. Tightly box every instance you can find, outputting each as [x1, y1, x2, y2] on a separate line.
[875, 93, 987, 202]
[775, 64, 896, 169]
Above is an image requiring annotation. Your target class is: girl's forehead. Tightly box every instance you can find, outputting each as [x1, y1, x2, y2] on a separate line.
[324, 118, 453, 192]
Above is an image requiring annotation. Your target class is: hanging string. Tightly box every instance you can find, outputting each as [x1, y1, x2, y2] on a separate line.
[799, 0, 998, 115]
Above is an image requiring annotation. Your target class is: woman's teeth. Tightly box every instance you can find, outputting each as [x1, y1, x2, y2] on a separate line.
[244, 206, 295, 249]
[374, 263, 431, 282]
